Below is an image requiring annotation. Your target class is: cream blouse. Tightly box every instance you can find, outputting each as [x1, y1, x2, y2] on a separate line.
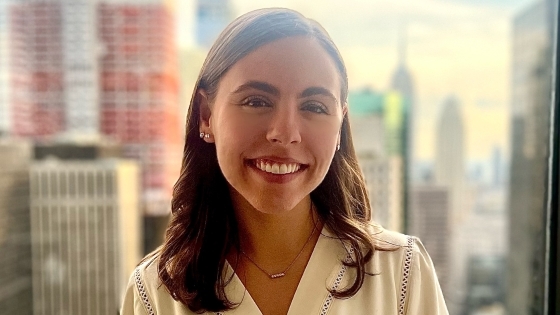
[121, 227, 449, 315]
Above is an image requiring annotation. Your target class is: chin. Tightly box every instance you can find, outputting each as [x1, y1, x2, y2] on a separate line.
[248, 197, 302, 215]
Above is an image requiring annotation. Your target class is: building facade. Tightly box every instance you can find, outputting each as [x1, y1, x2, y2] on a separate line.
[30, 159, 140, 315]
[98, 2, 182, 215]
[8, 0, 182, 216]
[349, 89, 405, 232]
[0, 0, 10, 134]
[507, 1, 554, 314]
[435, 95, 466, 225]
[0, 139, 33, 315]
[409, 186, 450, 295]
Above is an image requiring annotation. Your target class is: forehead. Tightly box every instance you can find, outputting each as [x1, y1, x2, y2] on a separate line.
[220, 36, 342, 96]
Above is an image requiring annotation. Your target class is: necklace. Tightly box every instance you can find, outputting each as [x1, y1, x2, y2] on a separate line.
[240, 204, 318, 279]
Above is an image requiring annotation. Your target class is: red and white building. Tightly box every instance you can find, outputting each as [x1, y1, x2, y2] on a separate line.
[9, 0, 181, 215]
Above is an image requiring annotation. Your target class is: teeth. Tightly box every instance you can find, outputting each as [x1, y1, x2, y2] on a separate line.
[255, 160, 301, 175]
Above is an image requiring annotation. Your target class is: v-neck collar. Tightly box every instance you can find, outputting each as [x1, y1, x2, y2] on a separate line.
[222, 226, 347, 315]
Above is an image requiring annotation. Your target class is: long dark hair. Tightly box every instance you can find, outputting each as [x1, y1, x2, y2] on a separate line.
[156, 8, 390, 313]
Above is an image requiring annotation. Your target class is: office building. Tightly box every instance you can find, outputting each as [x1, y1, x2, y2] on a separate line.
[99, 2, 182, 216]
[507, 1, 554, 313]
[0, 139, 33, 314]
[0, 0, 10, 134]
[30, 159, 140, 315]
[349, 89, 405, 232]
[435, 96, 466, 224]
[409, 186, 450, 294]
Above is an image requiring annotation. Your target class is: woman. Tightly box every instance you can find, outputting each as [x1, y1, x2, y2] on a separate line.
[121, 8, 448, 315]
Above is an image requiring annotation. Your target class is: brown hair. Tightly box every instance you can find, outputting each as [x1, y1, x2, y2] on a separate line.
[156, 8, 389, 313]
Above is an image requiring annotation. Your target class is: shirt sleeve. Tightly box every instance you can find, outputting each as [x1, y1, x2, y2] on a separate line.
[120, 269, 148, 315]
[404, 237, 449, 315]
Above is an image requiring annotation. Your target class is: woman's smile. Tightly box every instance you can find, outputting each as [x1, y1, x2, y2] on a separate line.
[246, 157, 308, 184]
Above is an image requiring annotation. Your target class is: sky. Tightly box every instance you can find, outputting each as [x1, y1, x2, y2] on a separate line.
[175, 0, 538, 163]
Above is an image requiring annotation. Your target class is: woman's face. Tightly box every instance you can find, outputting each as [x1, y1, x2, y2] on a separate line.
[201, 36, 346, 214]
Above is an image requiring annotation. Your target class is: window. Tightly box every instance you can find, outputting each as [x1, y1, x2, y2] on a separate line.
[0, 0, 558, 314]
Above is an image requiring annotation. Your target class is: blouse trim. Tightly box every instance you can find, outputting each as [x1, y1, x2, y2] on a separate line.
[398, 236, 415, 315]
[135, 267, 156, 315]
[319, 248, 354, 315]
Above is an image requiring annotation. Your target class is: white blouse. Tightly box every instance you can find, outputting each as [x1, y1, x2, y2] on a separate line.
[121, 227, 449, 315]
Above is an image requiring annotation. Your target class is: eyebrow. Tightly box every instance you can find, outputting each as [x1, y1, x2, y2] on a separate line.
[232, 81, 279, 96]
[232, 80, 338, 103]
[299, 87, 338, 103]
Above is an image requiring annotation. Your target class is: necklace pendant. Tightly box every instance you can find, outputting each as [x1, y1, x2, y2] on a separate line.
[270, 272, 286, 279]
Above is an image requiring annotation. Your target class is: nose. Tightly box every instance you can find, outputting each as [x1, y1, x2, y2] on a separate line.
[266, 104, 302, 145]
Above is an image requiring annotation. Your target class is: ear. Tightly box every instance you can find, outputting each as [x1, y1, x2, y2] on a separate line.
[198, 89, 215, 143]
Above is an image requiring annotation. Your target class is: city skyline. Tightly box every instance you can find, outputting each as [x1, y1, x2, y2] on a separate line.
[176, 0, 537, 163]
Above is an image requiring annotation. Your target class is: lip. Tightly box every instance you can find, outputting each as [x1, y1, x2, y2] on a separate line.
[245, 157, 307, 184]
[250, 156, 306, 165]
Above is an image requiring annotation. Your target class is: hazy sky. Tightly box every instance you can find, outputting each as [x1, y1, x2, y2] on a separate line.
[176, 0, 537, 163]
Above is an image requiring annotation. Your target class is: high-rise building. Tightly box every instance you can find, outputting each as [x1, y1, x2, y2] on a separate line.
[98, 2, 182, 216]
[9, 0, 182, 217]
[10, 1, 65, 137]
[435, 95, 466, 224]
[507, 1, 553, 314]
[452, 185, 507, 314]
[0, 0, 10, 134]
[0, 139, 33, 314]
[359, 154, 403, 231]
[30, 159, 141, 315]
[61, 0, 100, 137]
[349, 89, 405, 231]
[389, 26, 414, 232]
[409, 186, 450, 295]
[9, 0, 100, 138]
[195, 0, 232, 49]
[491, 145, 503, 187]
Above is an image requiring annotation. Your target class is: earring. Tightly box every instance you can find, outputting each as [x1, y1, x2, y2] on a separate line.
[204, 134, 210, 139]
[336, 144, 340, 151]
[199, 132, 205, 139]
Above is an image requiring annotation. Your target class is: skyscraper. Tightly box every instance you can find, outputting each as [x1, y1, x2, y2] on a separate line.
[30, 159, 141, 315]
[435, 95, 466, 224]
[0, 139, 33, 314]
[10, 1, 65, 137]
[0, 0, 10, 134]
[507, 1, 553, 313]
[390, 25, 415, 232]
[195, 0, 232, 49]
[409, 186, 450, 294]
[8, 0, 182, 218]
[349, 89, 405, 231]
[98, 2, 182, 216]
[61, 0, 100, 138]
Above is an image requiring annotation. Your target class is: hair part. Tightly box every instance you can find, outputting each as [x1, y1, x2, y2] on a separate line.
[156, 8, 392, 313]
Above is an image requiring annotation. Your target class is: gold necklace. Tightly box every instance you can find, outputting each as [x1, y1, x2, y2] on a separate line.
[240, 205, 318, 279]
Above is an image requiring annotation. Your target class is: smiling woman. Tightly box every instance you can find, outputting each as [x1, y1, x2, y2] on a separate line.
[121, 8, 448, 315]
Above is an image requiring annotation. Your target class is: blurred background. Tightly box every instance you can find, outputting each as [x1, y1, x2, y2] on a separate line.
[0, 0, 557, 314]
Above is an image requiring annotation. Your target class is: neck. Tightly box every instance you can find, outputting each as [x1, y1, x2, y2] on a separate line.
[230, 195, 321, 264]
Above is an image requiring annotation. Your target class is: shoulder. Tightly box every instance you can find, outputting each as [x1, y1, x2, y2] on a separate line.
[121, 253, 192, 315]
[366, 226, 449, 314]
[367, 226, 449, 314]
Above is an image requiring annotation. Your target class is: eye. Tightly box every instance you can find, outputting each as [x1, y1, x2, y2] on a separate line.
[242, 96, 271, 108]
[302, 102, 328, 114]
